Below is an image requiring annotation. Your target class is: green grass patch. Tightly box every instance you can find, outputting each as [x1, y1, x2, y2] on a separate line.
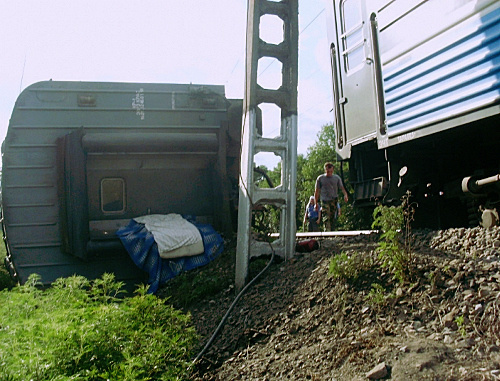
[365, 283, 395, 312]
[0, 273, 198, 380]
[159, 243, 235, 309]
[328, 251, 371, 282]
[167, 270, 230, 308]
[159, 243, 275, 310]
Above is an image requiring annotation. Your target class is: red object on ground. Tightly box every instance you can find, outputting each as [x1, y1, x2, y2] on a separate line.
[295, 239, 319, 253]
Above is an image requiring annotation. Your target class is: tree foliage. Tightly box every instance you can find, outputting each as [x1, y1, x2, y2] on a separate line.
[296, 124, 338, 231]
[298, 123, 373, 230]
[252, 122, 372, 234]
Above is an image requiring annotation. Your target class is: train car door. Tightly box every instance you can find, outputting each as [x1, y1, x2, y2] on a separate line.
[330, 0, 382, 158]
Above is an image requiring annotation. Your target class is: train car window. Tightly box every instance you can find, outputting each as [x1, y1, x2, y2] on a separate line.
[340, 0, 365, 72]
[101, 178, 126, 214]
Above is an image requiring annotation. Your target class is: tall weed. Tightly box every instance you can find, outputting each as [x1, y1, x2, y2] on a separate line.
[372, 192, 415, 284]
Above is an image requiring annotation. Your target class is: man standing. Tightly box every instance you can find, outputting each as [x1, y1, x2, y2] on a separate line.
[315, 162, 348, 231]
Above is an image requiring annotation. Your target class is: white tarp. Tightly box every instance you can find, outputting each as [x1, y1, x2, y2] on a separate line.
[134, 214, 203, 259]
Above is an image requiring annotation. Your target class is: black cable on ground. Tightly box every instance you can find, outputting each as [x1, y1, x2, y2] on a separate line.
[191, 245, 275, 367]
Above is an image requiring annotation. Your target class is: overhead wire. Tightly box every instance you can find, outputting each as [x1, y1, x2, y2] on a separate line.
[258, 7, 329, 137]
[19, 53, 27, 94]
[257, 8, 326, 78]
[300, 8, 325, 34]
[224, 58, 241, 87]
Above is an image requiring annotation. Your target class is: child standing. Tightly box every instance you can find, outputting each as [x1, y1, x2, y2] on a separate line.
[303, 196, 321, 232]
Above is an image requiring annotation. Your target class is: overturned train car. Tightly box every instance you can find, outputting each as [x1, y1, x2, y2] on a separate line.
[2, 81, 242, 284]
[327, 0, 500, 227]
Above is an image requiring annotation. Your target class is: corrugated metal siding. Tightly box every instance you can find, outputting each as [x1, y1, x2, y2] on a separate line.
[381, 2, 500, 136]
[2, 81, 229, 283]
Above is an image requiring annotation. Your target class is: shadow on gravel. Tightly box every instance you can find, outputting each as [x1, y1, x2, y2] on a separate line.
[160, 237, 338, 375]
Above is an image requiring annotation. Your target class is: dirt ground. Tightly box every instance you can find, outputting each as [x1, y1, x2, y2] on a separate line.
[165, 228, 500, 380]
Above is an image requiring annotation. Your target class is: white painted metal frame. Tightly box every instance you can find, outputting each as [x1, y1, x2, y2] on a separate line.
[236, 0, 299, 291]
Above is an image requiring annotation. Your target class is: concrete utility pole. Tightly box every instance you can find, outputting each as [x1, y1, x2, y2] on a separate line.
[236, 0, 299, 291]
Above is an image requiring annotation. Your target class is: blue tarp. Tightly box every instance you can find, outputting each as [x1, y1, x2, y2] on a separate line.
[116, 216, 224, 293]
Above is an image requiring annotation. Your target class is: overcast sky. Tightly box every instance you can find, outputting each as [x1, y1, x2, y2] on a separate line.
[0, 0, 333, 167]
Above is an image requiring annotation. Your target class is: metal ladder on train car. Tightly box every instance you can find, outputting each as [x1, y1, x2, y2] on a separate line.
[236, 0, 298, 291]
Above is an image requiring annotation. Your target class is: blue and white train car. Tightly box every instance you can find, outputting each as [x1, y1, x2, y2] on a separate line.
[327, 0, 500, 227]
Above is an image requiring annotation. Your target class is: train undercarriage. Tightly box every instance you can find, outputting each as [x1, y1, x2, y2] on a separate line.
[349, 114, 500, 229]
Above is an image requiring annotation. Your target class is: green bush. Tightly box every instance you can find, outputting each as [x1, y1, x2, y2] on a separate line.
[0, 273, 197, 380]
